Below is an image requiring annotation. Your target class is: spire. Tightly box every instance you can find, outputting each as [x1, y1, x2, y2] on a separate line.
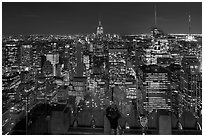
[97, 20, 103, 35]
[188, 12, 191, 36]
[99, 20, 102, 26]
[154, 4, 157, 27]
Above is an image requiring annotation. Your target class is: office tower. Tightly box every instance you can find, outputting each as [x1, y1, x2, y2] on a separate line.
[170, 43, 182, 65]
[46, 53, 59, 76]
[83, 55, 90, 77]
[109, 49, 127, 86]
[2, 43, 20, 72]
[138, 65, 171, 113]
[180, 55, 202, 116]
[32, 44, 43, 73]
[71, 77, 87, 96]
[108, 48, 128, 103]
[63, 44, 70, 70]
[142, 34, 171, 67]
[20, 45, 33, 67]
[2, 72, 21, 111]
[75, 43, 84, 77]
[167, 63, 181, 116]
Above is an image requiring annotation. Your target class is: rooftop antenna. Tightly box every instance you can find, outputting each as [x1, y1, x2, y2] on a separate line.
[154, 4, 157, 28]
[99, 20, 102, 26]
[98, 14, 101, 26]
[188, 12, 191, 36]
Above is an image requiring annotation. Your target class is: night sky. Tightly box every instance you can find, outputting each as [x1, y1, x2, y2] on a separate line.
[2, 2, 202, 35]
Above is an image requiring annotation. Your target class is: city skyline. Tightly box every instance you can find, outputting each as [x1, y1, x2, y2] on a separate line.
[2, 2, 202, 135]
[3, 2, 202, 36]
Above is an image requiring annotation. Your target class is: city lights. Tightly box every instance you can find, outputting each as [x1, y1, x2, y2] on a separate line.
[2, 2, 202, 135]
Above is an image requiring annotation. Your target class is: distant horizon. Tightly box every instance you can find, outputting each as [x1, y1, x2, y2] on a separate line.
[3, 32, 202, 37]
[2, 26, 203, 37]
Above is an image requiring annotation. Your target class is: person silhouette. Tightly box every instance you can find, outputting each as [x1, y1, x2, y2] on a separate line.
[106, 104, 121, 134]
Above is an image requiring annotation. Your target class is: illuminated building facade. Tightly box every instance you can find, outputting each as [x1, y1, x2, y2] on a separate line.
[139, 65, 171, 113]
[32, 44, 43, 74]
[87, 40, 108, 109]
[46, 53, 59, 76]
[168, 63, 182, 116]
[180, 55, 202, 117]
[108, 48, 133, 107]
[2, 43, 20, 73]
[2, 72, 21, 113]
[170, 43, 182, 65]
[108, 48, 127, 87]
[20, 45, 33, 67]
[63, 44, 70, 70]
[62, 44, 76, 81]
[70, 77, 87, 97]
[142, 38, 171, 67]
[76, 43, 84, 77]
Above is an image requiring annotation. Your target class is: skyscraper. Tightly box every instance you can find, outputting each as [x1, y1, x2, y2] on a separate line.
[97, 21, 103, 35]
[20, 45, 33, 67]
[46, 53, 59, 76]
[138, 65, 171, 113]
[186, 13, 196, 41]
[180, 55, 202, 116]
[76, 43, 84, 77]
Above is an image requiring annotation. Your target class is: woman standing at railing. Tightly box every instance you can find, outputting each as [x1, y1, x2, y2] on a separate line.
[106, 103, 121, 135]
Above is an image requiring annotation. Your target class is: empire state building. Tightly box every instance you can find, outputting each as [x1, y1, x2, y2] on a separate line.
[97, 21, 103, 35]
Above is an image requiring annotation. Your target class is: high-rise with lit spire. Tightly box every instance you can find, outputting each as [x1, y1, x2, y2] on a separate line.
[186, 12, 196, 41]
[97, 21, 103, 35]
[151, 4, 163, 39]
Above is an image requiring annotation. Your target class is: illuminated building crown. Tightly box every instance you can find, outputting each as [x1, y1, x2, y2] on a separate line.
[97, 21, 103, 35]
